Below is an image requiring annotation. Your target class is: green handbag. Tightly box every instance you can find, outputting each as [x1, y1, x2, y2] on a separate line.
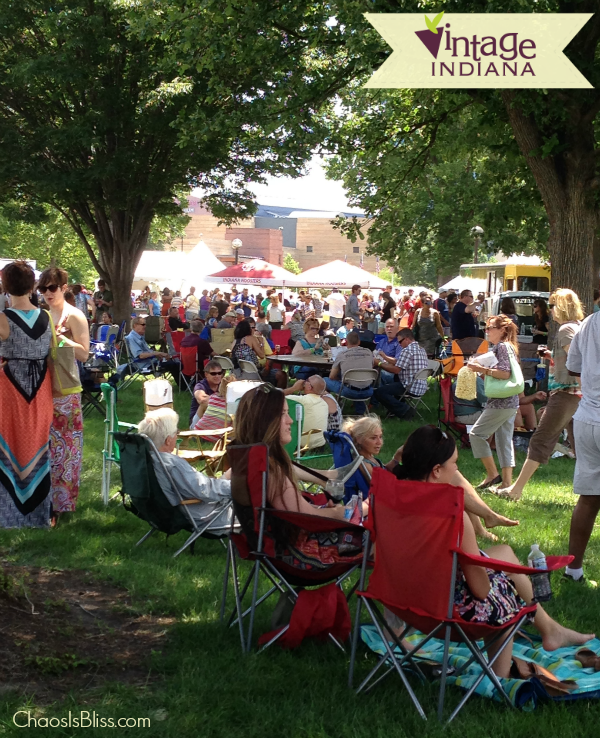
[484, 344, 524, 399]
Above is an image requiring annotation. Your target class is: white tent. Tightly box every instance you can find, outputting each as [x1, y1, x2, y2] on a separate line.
[438, 276, 487, 294]
[133, 241, 226, 292]
[287, 260, 387, 289]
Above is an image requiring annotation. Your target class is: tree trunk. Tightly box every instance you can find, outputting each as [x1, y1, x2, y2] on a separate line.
[502, 92, 598, 313]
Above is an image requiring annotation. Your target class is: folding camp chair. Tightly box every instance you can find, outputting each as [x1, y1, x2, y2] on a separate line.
[284, 397, 331, 462]
[349, 468, 573, 723]
[176, 426, 232, 476]
[118, 333, 160, 390]
[270, 329, 292, 351]
[224, 443, 363, 653]
[179, 345, 199, 394]
[384, 367, 434, 421]
[336, 368, 379, 415]
[116, 431, 235, 558]
[325, 430, 372, 504]
[101, 383, 138, 505]
[441, 337, 489, 377]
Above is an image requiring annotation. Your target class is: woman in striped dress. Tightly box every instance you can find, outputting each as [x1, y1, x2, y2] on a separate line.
[0, 262, 54, 528]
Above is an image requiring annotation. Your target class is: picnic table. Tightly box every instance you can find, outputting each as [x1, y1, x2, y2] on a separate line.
[273, 354, 334, 371]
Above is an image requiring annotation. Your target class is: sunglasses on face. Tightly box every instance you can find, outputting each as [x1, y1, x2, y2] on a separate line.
[207, 371, 224, 376]
[39, 284, 60, 293]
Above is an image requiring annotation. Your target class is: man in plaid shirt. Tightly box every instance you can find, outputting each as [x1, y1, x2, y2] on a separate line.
[373, 327, 428, 419]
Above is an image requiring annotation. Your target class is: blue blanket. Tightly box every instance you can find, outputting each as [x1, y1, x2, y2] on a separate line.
[361, 625, 600, 710]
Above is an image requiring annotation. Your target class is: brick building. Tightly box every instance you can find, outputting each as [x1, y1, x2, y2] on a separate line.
[169, 196, 384, 272]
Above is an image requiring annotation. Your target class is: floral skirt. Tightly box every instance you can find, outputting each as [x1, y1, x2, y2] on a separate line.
[454, 564, 529, 626]
[50, 394, 84, 513]
[277, 528, 364, 572]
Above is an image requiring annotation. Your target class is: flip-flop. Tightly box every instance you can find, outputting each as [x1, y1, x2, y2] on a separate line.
[476, 474, 502, 490]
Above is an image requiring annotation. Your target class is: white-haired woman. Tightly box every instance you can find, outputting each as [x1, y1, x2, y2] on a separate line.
[138, 408, 233, 530]
[344, 415, 518, 540]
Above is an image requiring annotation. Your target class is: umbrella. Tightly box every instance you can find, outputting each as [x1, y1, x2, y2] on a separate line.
[204, 259, 298, 285]
[438, 276, 486, 294]
[286, 260, 387, 289]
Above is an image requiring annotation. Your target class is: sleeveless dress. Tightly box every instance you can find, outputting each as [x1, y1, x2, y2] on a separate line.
[0, 309, 53, 527]
[49, 311, 84, 513]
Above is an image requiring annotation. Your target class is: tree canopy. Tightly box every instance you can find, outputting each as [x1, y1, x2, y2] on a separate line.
[0, 0, 362, 321]
[321, 0, 600, 305]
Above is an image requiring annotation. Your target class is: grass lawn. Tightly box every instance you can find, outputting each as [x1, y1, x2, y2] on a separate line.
[1, 377, 600, 737]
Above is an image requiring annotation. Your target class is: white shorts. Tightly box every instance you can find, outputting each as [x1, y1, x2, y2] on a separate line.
[573, 420, 600, 496]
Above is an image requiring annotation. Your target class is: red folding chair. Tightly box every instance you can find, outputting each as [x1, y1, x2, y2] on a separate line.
[270, 329, 292, 351]
[223, 443, 363, 653]
[179, 345, 199, 394]
[171, 330, 185, 355]
[349, 468, 572, 723]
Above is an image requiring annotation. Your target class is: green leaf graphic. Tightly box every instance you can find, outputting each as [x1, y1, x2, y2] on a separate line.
[424, 11, 445, 34]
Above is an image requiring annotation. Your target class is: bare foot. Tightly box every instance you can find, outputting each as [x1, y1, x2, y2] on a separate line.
[482, 510, 520, 529]
[477, 528, 498, 543]
[542, 623, 595, 652]
[496, 486, 523, 501]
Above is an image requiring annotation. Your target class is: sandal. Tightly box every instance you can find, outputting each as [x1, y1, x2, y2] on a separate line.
[576, 648, 600, 671]
[476, 475, 502, 490]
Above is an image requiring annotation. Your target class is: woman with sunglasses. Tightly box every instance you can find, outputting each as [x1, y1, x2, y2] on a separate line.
[466, 315, 522, 490]
[234, 385, 364, 570]
[189, 360, 226, 427]
[393, 425, 593, 677]
[0, 261, 54, 528]
[497, 289, 583, 501]
[37, 267, 90, 524]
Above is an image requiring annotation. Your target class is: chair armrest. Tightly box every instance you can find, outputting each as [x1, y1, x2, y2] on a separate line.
[456, 550, 573, 575]
[178, 427, 233, 438]
[261, 507, 363, 534]
[117, 422, 138, 430]
[179, 499, 201, 506]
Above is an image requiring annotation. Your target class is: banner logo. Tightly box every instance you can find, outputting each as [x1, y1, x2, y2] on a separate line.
[364, 13, 593, 89]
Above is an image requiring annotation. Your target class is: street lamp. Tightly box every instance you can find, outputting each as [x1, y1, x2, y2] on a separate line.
[470, 225, 484, 264]
[231, 238, 242, 265]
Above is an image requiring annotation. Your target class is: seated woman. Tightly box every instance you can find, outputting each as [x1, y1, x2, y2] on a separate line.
[234, 385, 364, 570]
[138, 408, 233, 531]
[394, 425, 593, 677]
[291, 318, 324, 380]
[344, 415, 518, 541]
[193, 375, 235, 441]
[230, 319, 264, 377]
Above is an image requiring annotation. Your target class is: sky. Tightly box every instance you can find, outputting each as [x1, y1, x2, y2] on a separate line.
[194, 154, 364, 214]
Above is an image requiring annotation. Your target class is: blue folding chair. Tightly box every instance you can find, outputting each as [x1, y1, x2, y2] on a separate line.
[325, 430, 371, 504]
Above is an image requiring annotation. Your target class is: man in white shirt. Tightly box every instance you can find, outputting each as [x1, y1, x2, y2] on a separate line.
[564, 310, 600, 582]
[326, 289, 346, 331]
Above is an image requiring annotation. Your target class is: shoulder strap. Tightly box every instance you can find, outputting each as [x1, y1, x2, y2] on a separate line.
[45, 310, 59, 349]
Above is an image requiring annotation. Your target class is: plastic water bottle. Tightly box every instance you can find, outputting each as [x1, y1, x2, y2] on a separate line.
[527, 543, 552, 603]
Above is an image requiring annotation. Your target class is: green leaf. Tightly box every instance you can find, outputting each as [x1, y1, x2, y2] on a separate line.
[424, 11, 444, 34]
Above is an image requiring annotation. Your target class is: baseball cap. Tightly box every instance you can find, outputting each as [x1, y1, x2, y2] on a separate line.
[225, 311, 237, 318]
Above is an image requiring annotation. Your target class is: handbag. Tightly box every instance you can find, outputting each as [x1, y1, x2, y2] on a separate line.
[484, 344, 524, 398]
[46, 311, 82, 397]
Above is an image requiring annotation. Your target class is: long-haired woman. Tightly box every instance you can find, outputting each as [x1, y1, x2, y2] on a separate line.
[467, 315, 522, 489]
[234, 385, 364, 569]
[497, 289, 584, 500]
[531, 298, 550, 344]
[37, 267, 90, 523]
[395, 425, 593, 677]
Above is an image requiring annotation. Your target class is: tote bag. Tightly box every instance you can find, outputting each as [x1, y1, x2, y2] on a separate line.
[484, 343, 524, 399]
[46, 311, 82, 397]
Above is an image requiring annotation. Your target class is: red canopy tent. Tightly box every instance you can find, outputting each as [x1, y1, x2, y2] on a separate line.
[205, 259, 297, 286]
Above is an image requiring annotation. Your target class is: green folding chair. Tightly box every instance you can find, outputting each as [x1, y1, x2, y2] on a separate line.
[101, 383, 138, 505]
[284, 397, 332, 462]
